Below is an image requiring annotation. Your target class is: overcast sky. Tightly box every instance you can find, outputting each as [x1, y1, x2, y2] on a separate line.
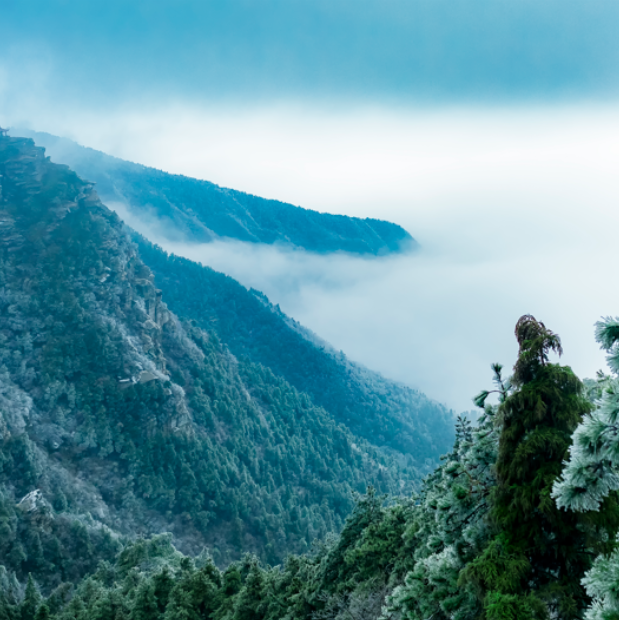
[2, 1, 619, 411]
[2, 0, 619, 107]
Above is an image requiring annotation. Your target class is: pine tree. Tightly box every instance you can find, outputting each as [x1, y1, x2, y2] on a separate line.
[551, 316, 619, 620]
[131, 580, 161, 620]
[33, 605, 49, 620]
[464, 316, 619, 620]
[231, 561, 266, 620]
[553, 317, 619, 512]
[389, 401, 499, 620]
[0, 591, 17, 620]
[20, 576, 40, 620]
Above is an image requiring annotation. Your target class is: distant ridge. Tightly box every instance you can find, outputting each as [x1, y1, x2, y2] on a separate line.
[0, 133, 418, 584]
[17, 129, 418, 255]
[135, 234, 455, 462]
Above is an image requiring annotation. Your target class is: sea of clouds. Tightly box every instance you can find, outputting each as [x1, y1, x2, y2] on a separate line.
[95, 105, 619, 412]
[5, 103, 619, 412]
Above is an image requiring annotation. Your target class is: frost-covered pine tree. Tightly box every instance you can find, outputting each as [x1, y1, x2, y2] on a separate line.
[463, 316, 618, 620]
[552, 317, 619, 620]
[552, 318, 619, 512]
[388, 372, 502, 620]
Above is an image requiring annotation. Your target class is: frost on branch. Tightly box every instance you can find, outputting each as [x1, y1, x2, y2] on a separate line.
[552, 317, 619, 512]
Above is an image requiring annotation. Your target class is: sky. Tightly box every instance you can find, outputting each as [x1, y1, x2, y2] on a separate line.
[2, 1, 619, 411]
[2, 1, 619, 107]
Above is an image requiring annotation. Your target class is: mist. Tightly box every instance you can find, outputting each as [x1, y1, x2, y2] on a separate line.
[95, 105, 619, 413]
[4, 0, 619, 414]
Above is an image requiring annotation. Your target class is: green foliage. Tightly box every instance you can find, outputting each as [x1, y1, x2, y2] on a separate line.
[553, 319, 619, 512]
[389, 410, 498, 620]
[484, 591, 547, 620]
[0, 133, 416, 596]
[12, 131, 619, 620]
[20, 576, 39, 620]
[467, 316, 619, 620]
[135, 234, 455, 462]
[552, 317, 619, 620]
[0, 489, 416, 620]
[8, 319, 615, 620]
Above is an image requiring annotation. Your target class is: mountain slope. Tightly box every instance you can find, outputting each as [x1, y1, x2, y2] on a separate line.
[16, 130, 417, 255]
[135, 237, 455, 463]
[0, 134, 414, 591]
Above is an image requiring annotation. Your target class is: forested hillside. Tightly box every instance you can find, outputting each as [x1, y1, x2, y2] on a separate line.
[0, 134, 422, 597]
[13, 130, 619, 620]
[135, 237, 455, 463]
[9, 315, 619, 620]
[17, 130, 417, 255]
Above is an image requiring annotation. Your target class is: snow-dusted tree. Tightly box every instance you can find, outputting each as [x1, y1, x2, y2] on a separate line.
[388, 370, 503, 620]
[462, 316, 618, 620]
[552, 318, 619, 512]
[551, 317, 619, 620]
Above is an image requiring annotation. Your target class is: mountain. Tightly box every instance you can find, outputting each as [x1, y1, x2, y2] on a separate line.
[0, 134, 419, 592]
[15, 130, 417, 255]
[12, 332, 614, 620]
[135, 236, 455, 462]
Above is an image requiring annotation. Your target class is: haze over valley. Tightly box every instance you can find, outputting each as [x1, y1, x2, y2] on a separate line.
[18, 106, 619, 412]
[3, 2, 619, 619]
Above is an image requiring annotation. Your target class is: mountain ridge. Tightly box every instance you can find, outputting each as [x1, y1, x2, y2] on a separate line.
[14, 130, 417, 256]
[0, 134, 417, 593]
[134, 236, 455, 462]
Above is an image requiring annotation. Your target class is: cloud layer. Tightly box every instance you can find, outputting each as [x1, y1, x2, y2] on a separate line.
[93, 105, 619, 412]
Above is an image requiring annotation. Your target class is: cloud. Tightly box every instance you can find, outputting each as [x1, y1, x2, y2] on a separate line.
[87, 104, 619, 412]
[7, 101, 619, 412]
[3, 2, 618, 419]
[138, 229, 611, 414]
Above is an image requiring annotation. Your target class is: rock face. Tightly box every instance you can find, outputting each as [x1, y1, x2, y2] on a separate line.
[0, 133, 417, 590]
[17, 490, 49, 515]
[17, 130, 418, 255]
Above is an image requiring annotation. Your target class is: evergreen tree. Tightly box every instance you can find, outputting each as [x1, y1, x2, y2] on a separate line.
[551, 316, 619, 620]
[553, 317, 619, 512]
[389, 403, 500, 620]
[231, 560, 266, 620]
[131, 580, 161, 620]
[464, 316, 619, 620]
[20, 576, 40, 620]
[33, 605, 50, 620]
[213, 565, 243, 620]
[0, 591, 17, 620]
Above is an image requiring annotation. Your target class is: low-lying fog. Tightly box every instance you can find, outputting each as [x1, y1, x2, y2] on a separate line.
[20, 105, 619, 412]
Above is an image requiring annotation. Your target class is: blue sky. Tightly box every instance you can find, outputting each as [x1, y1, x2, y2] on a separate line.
[2, 0, 619, 106]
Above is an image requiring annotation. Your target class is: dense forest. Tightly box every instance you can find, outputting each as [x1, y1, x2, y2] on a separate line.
[134, 235, 454, 463]
[0, 135, 428, 596]
[5, 313, 619, 620]
[17, 130, 417, 255]
[6, 131, 619, 620]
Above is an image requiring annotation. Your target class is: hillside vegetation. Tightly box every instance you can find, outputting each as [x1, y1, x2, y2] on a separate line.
[17, 130, 417, 256]
[135, 237, 455, 463]
[0, 135, 425, 597]
[8, 316, 619, 620]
